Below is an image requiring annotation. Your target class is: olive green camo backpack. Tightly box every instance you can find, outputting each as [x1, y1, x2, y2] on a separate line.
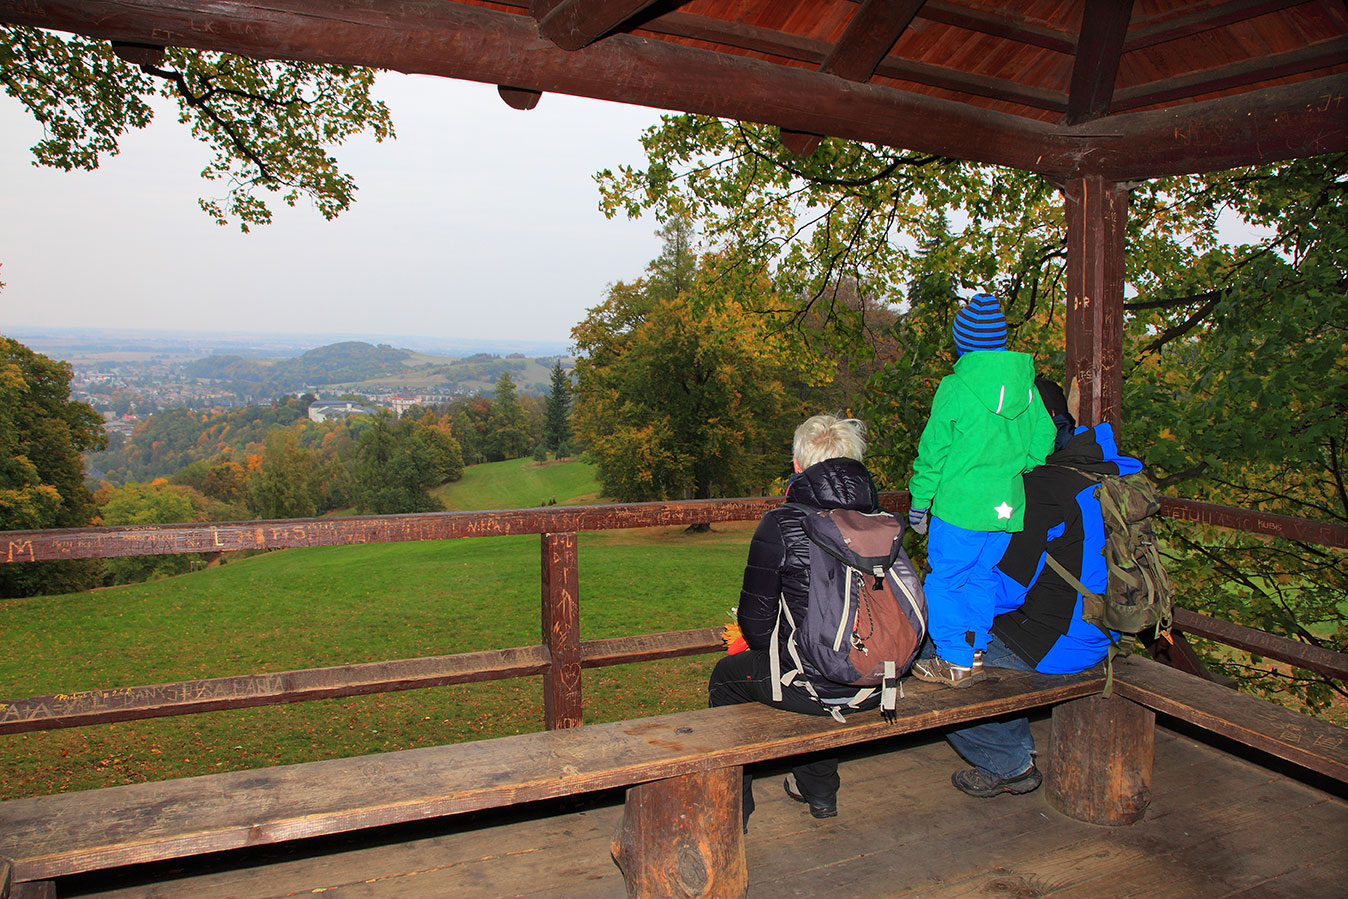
[1043, 469, 1174, 692]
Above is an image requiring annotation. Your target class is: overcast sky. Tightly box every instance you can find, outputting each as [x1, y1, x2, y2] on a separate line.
[0, 72, 667, 351]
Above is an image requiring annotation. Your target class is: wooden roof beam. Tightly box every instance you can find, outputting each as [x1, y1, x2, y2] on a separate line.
[536, 0, 668, 51]
[498, 86, 543, 109]
[644, 11, 1065, 112]
[913, 1, 1076, 54]
[825, 0, 927, 82]
[1111, 37, 1348, 112]
[781, 0, 927, 156]
[1123, 0, 1315, 52]
[1065, 0, 1134, 124]
[1067, 73, 1348, 180]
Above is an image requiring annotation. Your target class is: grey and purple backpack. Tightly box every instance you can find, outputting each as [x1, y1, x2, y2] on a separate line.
[771, 507, 928, 722]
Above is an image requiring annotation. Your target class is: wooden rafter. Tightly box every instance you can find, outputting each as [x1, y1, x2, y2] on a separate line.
[781, 0, 927, 155]
[914, 0, 1076, 53]
[536, 0, 668, 51]
[824, 0, 926, 82]
[1112, 37, 1348, 112]
[498, 85, 543, 109]
[1065, 0, 1134, 124]
[1072, 73, 1348, 179]
[643, 11, 1065, 111]
[1123, 0, 1315, 52]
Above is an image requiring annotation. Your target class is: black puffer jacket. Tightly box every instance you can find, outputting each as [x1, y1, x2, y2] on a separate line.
[738, 457, 881, 695]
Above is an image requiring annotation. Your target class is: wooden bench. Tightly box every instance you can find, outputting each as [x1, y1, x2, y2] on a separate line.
[1110, 655, 1348, 783]
[3, 658, 1344, 898]
[0, 667, 1102, 898]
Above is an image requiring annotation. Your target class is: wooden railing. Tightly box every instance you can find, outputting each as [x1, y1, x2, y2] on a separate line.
[1, 494, 1344, 738]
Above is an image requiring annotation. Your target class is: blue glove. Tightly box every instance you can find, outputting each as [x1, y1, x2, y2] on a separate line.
[908, 507, 929, 535]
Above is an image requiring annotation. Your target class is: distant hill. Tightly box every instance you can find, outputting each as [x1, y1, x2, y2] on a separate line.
[186, 342, 414, 392]
[184, 341, 569, 396]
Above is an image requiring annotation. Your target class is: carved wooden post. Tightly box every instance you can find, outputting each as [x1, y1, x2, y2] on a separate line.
[1063, 174, 1129, 432]
[611, 767, 747, 899]
[1046, 694, 1154, 825]
[541, 531, 582, 729]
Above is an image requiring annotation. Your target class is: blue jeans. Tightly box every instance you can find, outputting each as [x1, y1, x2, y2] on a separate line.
[943, 636, 1036, 779]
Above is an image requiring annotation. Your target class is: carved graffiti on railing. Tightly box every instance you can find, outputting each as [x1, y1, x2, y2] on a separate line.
[6, 540, 34, 563]
[0, 675, 287, 725]
[0, 498, 792, 563]
[1160, 498, 1348, 549]
[1277, 724, 1345, 751]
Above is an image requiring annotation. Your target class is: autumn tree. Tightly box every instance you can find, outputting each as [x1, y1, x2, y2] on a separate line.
[249, 430, 320, 519]
[0, 337, 106, 597]
[2, 26, 393, 231]
[572, 229, 808, 503]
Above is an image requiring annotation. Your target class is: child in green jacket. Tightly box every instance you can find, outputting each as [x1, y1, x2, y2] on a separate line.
[906, 293, 1056, 687]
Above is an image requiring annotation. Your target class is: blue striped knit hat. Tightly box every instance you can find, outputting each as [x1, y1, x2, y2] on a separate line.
[953, 293, 1007, 354]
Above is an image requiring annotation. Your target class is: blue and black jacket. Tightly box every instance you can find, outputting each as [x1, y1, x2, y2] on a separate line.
[990, 423, 1142, 674]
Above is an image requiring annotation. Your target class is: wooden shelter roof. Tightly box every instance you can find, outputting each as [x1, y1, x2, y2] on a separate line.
[8, 1, 1348, 181]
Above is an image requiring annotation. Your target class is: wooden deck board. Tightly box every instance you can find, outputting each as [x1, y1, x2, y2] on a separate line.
[54, 721, 1348, 898]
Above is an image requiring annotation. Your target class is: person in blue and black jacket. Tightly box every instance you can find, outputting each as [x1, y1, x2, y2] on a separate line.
[941, 380, 1143, 798]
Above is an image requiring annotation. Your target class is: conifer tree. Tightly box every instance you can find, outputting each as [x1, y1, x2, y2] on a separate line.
[542, 362, 572, 459]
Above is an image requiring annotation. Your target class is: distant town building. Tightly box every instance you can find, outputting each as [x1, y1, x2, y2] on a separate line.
[308, 401, 377, 423]
[103, 419, 139, 439]
[388, 396, 418, 418]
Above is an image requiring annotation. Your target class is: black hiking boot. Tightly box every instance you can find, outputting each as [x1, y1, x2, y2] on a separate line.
[951, 764, 1043, 798]
[783, 773, 837, 818]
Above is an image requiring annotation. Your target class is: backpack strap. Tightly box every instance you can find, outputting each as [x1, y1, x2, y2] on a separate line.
[1042, 551, 1096, 603]
[770, 593, 809, 703]
[1042, 551, 1123, 698]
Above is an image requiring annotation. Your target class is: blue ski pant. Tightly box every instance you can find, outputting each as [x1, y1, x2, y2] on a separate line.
[924, 517, 1012, 667]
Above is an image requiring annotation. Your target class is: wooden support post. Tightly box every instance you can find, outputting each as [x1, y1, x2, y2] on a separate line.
[1063, 174, 1128, 432]
[1046, 694, 1154, 825]
[611, 767, 747, 899]
[541, 531, 582, 729]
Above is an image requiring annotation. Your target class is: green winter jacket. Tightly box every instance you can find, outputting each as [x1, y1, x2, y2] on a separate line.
[907, 351, 1055, 532]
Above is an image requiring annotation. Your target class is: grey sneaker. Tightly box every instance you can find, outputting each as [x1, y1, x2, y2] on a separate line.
[951, 765, 1043, 798]
[911, 656, 977, 688]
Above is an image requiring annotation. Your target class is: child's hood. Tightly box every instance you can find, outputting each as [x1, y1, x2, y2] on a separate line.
[951, 351, 1038, 419]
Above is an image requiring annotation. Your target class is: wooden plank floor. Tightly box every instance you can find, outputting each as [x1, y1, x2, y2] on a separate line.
[53, 718, 1348, 898]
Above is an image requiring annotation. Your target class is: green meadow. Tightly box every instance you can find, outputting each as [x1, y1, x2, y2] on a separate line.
[0, 460, 756, 799]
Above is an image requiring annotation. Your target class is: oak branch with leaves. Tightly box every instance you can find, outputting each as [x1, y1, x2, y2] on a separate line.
[1, 26, 393, 230]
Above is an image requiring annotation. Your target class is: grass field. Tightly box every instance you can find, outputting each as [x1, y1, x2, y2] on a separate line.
[0, 460, 755, 800]
[431, 456, 604, 510]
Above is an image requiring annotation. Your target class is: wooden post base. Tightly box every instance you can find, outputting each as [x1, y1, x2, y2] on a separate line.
[1046, 694, 1155, 825]
[611, 767, 747, 899]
